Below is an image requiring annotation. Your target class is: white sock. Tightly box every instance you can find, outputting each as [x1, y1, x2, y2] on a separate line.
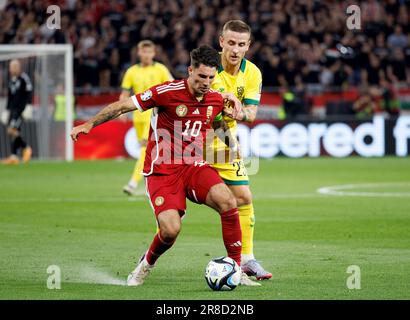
[241, 253, 255, 265]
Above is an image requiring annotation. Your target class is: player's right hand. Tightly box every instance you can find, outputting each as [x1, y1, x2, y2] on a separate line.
[70, 123, 92, 142]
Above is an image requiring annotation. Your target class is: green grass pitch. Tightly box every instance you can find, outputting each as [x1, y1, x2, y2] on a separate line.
[0, 157, 409, 300]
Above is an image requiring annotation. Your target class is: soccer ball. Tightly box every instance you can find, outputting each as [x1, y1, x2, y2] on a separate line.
[204, 256, 241, 291]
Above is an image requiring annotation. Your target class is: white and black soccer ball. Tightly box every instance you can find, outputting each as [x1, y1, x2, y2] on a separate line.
[204, 256, 241, 291]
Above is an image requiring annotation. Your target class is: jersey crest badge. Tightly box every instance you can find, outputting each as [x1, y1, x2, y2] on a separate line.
[237, 86, 244, 100]
[141, 90, 152, 101]
[155, 196, 164, 206]
[176, 104, 188, 117]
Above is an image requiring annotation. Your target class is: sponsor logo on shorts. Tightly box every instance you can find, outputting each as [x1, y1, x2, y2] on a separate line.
[155, 196, 164, 206]
[141, 90, 152, 101]
[176, 105, 188, 117]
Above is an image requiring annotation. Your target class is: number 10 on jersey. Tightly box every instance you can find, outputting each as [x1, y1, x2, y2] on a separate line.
[182, 120, 202, 137]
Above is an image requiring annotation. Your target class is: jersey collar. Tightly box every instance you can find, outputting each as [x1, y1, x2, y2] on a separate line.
[217, 58, 247, 74]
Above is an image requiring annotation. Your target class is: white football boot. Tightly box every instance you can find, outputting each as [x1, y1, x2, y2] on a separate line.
[127, 254, 154, 286]
[240, 271, 261, 286]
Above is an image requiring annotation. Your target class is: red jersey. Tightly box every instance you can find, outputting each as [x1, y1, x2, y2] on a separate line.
[131, 79, 224, 175]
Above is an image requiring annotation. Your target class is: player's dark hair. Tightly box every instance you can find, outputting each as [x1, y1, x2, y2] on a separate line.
[222, 20, 251, 35]
[190, 45, 220, 69]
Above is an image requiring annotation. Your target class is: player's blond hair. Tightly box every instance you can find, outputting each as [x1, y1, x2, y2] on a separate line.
[137, 40, 155, 49]
[222, 20, 251, 35]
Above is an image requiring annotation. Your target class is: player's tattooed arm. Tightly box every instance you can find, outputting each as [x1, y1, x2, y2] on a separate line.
[238, 105, 257, 123]
[70, 97, 136, 142]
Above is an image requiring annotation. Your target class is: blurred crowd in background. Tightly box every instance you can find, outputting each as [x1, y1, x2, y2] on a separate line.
[1, 0, 409, 118]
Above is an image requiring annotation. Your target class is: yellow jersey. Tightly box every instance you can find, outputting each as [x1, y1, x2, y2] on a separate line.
[211, 58, 262, 134]
[211, 58, 262, 159]
[121, 62, 173, 122]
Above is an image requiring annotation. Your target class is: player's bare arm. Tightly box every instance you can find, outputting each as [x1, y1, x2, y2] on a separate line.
[118, 90, 132, 122]
[237, 104, 257, 123]
[119, 90, 131, 101]
[70, 97, 135, 141]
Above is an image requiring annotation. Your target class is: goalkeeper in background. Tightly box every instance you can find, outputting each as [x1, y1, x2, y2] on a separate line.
[120, 40, 173, 195]
[1, 59, 32, 165]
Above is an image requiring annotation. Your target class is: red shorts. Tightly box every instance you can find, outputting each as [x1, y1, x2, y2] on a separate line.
[145, 163, 223, 216]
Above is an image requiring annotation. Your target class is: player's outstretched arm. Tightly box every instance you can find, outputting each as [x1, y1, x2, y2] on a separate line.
[70, 97, 136, 142]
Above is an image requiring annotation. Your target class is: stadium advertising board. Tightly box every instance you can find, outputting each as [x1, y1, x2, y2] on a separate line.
[73, 116, 410, 159]
[237, 115, 410, 158]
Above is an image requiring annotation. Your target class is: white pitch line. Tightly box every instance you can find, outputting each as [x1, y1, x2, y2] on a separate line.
[4, 183, 409, 203]
[317, 182, 410, 197]
[253, 193, 322, 199]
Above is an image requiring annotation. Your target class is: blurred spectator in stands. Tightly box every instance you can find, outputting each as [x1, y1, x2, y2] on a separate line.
[362, 0, 384, 24]
[387, 25, 408, 49]
[361, 54, 386, 87]
[75, 47, 99, 88]
[387, 48, 410, 87]
[298, 43, 322, 92]
[281, 84, 312, 120]
[107, 48, 122, 88]
[374, 32, 389, 61]
[352, 87, 377, 119]
[278, 59, 301, 89]
[116, 31, 132, 67]
[123, 45, 139, 70]
[172, 42, 190, 79]
[397, 5, 410, 33]
[379, 79, 400, 118]
[1, 0, 409, 95]
[258, 45, 281, 88]
[323, 59, 353, 90]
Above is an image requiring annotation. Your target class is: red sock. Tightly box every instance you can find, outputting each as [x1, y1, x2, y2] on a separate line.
[220, 208, 242, 266]
[145, 232, 175, 265]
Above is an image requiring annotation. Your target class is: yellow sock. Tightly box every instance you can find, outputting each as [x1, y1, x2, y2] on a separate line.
[131, 145, 146, 185]
[238, 203, 255, 256]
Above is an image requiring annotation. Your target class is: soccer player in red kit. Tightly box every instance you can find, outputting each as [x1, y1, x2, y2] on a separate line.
[71, 45, 256, 286]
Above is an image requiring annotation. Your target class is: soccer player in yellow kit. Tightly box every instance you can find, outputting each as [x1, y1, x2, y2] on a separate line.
[121, 40, 173, 195]
[211, 20, 272, 282]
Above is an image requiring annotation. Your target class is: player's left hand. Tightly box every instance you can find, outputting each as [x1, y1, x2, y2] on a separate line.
[70, 123, 92, 142]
